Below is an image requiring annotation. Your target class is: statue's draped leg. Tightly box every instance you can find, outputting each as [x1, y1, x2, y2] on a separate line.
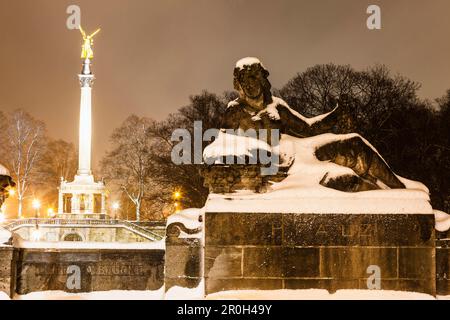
[315, 136, 405, 191]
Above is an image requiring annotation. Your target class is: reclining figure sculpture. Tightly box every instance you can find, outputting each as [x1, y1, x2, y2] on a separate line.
[221, 57, 406, 192]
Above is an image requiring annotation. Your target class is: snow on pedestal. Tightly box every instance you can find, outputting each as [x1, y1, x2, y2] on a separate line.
[435, 210, 450, 232]
[0, 227, 11, 245]
[167, 208, 203, 239]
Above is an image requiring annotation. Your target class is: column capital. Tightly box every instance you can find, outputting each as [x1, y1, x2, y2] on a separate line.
[79, 74, 94, 88]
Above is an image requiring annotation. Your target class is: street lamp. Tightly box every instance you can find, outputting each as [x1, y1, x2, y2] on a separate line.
[32, 199, 41, 218]
[173, 191, 182, 200]
[112, 202, 120, 220]
[31, 199, 41, 241]
[174, 201, 181, 213]
[47, 207, 55, 218]
[173, 190, 182, 213]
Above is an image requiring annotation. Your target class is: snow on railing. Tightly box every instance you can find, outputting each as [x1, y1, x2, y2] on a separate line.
[3, 218, 164, 242]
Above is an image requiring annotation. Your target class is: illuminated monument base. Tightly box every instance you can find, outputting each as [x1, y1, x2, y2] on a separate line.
[58, 174, 106, 219]
[58, 57, 107, 219]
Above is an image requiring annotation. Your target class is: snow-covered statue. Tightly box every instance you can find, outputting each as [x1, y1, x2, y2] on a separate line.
[0, 164, 14, 207]
[203, 57, 427, 194]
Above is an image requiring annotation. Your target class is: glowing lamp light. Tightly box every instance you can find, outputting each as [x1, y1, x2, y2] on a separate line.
[7, 188, 15, 197]
[32, 199, 41, 210]
[173, 191, 182, 199]
[112, 202, 120, 210]
[174, 201, 182, 213]
[47, 208, 55, 217]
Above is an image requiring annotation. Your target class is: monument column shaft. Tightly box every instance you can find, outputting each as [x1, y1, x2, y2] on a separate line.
[78, 67, 94, 176]
[78, 84, 92, 175]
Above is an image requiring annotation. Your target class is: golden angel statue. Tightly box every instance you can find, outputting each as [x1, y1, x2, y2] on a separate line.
[79, 26, 101, 59]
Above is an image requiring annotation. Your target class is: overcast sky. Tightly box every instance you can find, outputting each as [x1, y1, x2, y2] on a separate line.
[1, 0, 450, 166]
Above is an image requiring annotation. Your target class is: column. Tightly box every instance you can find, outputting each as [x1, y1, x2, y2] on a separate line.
[87, 193, 94, 214]
[58, 191, 64, 214]
[77, 72, 94, 176]
[101, 193, 106, 215]
[71, 194, 80, 214]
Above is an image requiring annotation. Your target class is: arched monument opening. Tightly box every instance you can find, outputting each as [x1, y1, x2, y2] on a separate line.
[63, 233, 83, 242]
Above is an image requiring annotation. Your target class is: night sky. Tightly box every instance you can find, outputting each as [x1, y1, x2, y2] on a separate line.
[1, 0, 450, 166]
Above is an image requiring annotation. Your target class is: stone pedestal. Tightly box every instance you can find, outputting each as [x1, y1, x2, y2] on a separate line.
[200, 164, 288, 194]
[0, 246, 14, 298]
[165, 218, 202, 292]
[436, 229, 450, 296]
[204, 211, 436, 295]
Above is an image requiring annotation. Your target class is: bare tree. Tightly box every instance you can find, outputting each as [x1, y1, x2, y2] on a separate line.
[146, 91, 227, 213]
[38, 139, 78, 208]
[101, 115, 155, 221]
[3, 110, 47, 218]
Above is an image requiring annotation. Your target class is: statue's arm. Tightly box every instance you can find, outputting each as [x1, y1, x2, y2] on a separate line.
[308, 107, 340, 134]
[79, 26, 87, 39]
[309, 104, 354, 134]
[277, 104, 352, 137]
[276, 106, 326, 137]
[89, 28, 101, 39]
[221, 107, 240, 129]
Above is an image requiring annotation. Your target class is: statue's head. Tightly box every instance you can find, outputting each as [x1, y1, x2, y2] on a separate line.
[233, 57, 272, 105]
[0, 165, 14, 206]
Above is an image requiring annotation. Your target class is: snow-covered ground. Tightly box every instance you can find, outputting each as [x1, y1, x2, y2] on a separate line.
[206, 289, 436, 300]
[1, 288, 449, 300]
[14, 287, 165, 300]
[0, 292, 10, 300]
[165, 280, 205, 300]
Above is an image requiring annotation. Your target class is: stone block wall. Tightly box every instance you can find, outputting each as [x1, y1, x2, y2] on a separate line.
[204, 212, 436, 295]
[436, 231, 450, 296]
[13, 248, 164, 295]
[165, 223, 202, 292]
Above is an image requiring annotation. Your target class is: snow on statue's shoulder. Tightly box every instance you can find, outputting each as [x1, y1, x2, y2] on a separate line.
[235, 57, 264, 70]
[227, 99, 240, 109]
[0, 164, 10, 176]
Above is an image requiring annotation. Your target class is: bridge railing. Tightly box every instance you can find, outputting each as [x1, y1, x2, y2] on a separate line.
[2, 218, 164, 241]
